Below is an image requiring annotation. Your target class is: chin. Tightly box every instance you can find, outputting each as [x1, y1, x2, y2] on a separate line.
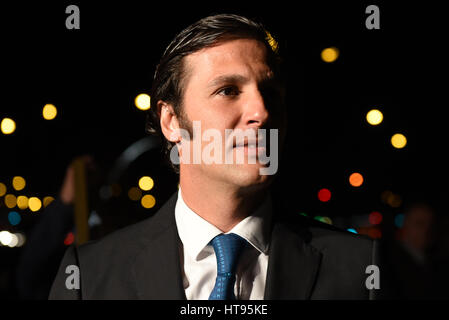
[226, 164, 274, 189]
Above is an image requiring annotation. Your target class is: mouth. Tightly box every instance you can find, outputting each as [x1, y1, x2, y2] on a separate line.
[232, 134, 265, 146]
[233, 138, 261, 148]
[232, 137, 267, 156]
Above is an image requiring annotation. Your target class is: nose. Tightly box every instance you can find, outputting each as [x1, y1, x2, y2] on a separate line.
[241, 87, 269, 128]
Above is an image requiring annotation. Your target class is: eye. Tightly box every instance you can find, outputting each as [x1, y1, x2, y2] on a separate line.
[217, 86, 240, 96]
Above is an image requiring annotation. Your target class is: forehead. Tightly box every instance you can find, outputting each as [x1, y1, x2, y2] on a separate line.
[184, 38, 271, 82]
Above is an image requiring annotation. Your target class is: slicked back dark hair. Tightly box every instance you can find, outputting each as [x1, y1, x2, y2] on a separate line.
[146, 13, 283, 172]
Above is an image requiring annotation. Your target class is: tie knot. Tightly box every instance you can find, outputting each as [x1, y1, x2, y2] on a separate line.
[210, 233, 247, 275]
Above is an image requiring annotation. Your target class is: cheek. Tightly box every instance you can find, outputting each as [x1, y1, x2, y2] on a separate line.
[189, 99, 241, 131]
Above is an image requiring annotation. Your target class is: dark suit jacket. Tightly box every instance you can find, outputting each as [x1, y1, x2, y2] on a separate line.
[49, 191, 389, 299]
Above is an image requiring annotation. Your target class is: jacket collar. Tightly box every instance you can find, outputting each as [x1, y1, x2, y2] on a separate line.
[132, 192, 186, 300]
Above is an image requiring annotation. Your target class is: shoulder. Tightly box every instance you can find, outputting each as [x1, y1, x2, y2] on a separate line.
[74, 192, 178, 272]
[277, 212, 375, 258]
[78, 192, 178, 263]
[50, 193, 179, 299]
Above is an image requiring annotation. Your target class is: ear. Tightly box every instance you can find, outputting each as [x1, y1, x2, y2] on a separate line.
[158, 100, 181, 143]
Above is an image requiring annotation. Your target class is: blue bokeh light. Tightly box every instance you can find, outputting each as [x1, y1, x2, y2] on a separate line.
[395, 213, 405, 228]
[8, 211, 21, 226]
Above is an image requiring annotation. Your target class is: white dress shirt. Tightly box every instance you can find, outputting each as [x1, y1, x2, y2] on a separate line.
[175, 188, 272, 300]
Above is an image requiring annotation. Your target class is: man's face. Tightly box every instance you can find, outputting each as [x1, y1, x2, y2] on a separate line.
[177, 38, 286, 192]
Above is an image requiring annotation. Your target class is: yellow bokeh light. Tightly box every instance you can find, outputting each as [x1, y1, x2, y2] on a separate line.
[321, 47, 339, 63]
[43, 104, 58, 120]
[28, 197, 42, 212]
[43, 196, 55, 207]
[1, 118, 16, 135]
[138, 176, 154, 191]
[128, 187, 142, 201]
[366, 109, 383, 126]
[17, 196, 29, 210]
[12, 176, 26, 191]
[4, 194, 17, 209]
[141, 194, 156, 209]
[135, 93, 151, 111]
[391, 133, 407, 149]
[0, 183, 6, 197]
[321, 217, 333, 225]
[388, 193, 402, 208]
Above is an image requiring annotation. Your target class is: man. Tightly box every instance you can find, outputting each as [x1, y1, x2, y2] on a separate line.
[50, 14, 388, 300]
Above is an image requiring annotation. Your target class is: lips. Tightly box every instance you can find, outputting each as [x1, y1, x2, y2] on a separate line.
[233, 138, 262, 148]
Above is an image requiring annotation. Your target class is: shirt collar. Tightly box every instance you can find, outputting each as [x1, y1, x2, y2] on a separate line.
[175, 188, 272, 261]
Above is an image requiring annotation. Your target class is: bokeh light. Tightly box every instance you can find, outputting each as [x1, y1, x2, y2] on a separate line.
[321, 47, 339, 63]
[0, 231, 26, 247]
[368, 228, 382, 239]
[141, 194, 156, 209]
[135, 93, 151, 110]
[349, 172, 364, 187]
[64, 232, 75, 246]
[28, 197, 42, 212]
[43, 196, 55, 207]
[43, 104, 58, 120]
[7, 233, 19, 247]
[4, 194, 17, 208]
[0, 182, 6, 196]
[369, 211, 383, 225]
[315, 216, 333, 225]
[15, 233, 26, 247]
[138, 176, 154, 191]
[12, 176, 26, 191]
[16, 195, 29, 210]
[318, 188, 332, 202]
[0, 231, 13, 246]
[128, 187, 142, 201]
[358, 227, 382, 239]
[381, 190, 403, 208]
[8, 211, 21, 226]
[391, 133, 407, 149]
[395, 214, 405, 228]
[1, 118, 16, 135]
[347, 228, 358, 234]
[366, 109, 383, 125]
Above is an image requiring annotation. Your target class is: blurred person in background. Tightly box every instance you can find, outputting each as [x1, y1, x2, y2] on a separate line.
[387, 201, 439, 299]
[15, 156, 98, 299]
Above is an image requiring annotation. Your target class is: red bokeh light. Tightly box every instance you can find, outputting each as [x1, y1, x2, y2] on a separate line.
[318, 188, 332, 202]
[64, 232, 75, 246]
[369, 211, 383, 225]
[368, 228, 382, 239]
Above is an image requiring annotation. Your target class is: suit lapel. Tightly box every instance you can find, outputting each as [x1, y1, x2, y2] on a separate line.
[264, 218, 322, 300]
[132, 192, 187, 300]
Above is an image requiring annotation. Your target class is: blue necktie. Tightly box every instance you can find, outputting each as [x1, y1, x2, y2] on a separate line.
[208, 233, 247, 300]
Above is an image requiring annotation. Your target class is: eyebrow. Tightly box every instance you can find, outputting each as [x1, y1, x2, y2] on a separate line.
[207, 74, 250, 88]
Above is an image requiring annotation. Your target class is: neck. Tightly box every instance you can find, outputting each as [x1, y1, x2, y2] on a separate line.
[179, 172, 268, 233]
